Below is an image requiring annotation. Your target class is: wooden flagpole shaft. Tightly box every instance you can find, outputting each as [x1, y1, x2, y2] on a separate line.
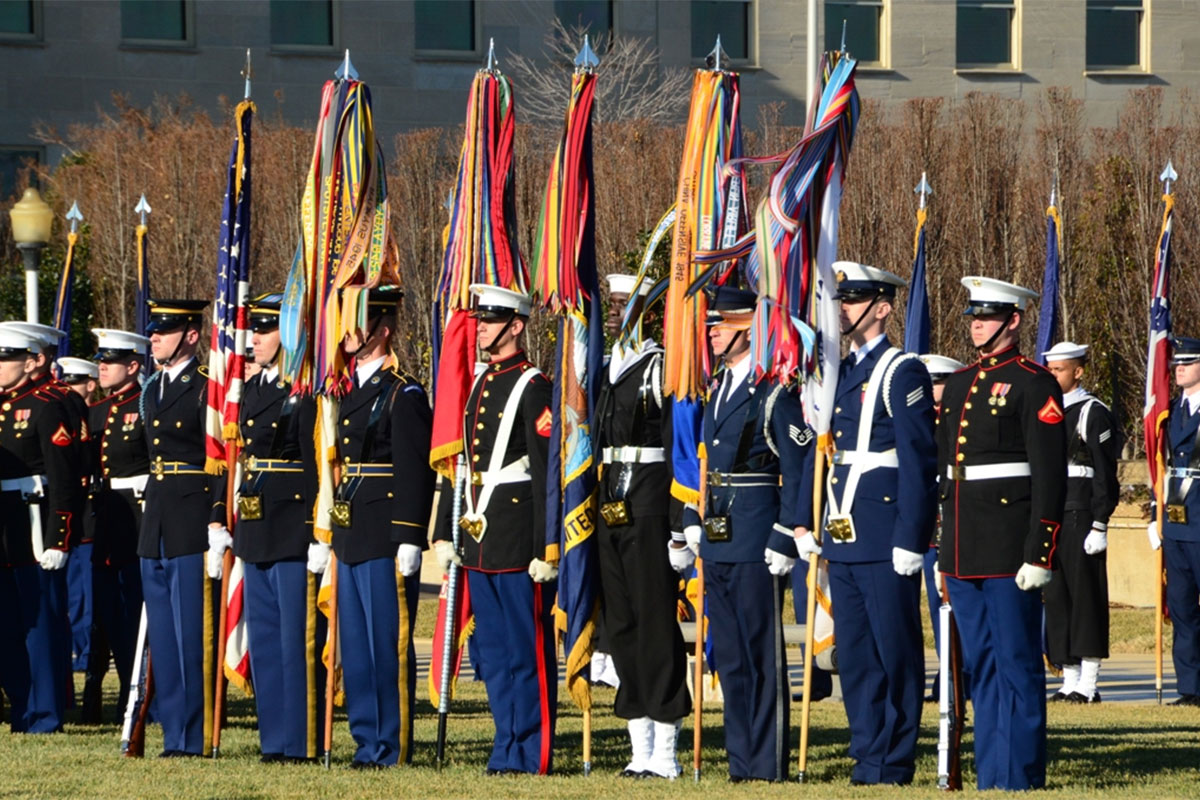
[582, 708, 592, 776]
[692, 455, 708, 782]
[322, 552, 340, 768]
[212, 451, 238, 756]
[1156, 467, 1166, 704]
[797, 451, 826, 783]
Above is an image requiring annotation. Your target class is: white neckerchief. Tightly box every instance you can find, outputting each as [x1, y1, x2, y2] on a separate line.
[851, 333, 887, 365]
[355, 356, 385, 388]
[1185, 389, 1200, 416]
[715, 352, 752, 416]
[608, 338, 659, 384]
[1062, 386, 1092, 409]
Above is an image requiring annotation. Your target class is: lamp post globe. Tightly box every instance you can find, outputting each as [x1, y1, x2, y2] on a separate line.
[9, 186, 54, 323]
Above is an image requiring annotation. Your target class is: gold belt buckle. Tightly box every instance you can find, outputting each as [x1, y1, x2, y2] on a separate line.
[246, 455, 259, 472]
[707, 472, 726, 488]
[825, 514, 857, 543]
[703, 516, 731, 542]
[1167, 504, 1188, 524]
[331, 500, 352, 528]
[599, 500, 630, 527]
[459, 514, 486, 542]
[950, 466, 966, 481]
[470, 472, 483, 486]
[237, 493, 264, 521]
[150, 459, 164, 477]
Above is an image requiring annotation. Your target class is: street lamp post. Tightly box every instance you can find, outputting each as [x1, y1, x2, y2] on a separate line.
[9, 187, 55, 323]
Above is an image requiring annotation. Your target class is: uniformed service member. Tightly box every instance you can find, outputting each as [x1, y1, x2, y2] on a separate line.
[139, 298, 222, 757]
[0, 324, 80, 733]
[82, 331, 151, 722]
[1042, 342, 1119, 704]
[918, 353, 966, 701]
[57, 357, 99, 400]
[793, 263, 937, 786]
[431, 284, 557, 776]
[595, 273, 690, 779]
[1147, 336, 1200, 706]
[208, 294, 324, 762]
[681, 285, 809, 783]
[323, 287, 434, 769]
[936, 277, 1066, 791]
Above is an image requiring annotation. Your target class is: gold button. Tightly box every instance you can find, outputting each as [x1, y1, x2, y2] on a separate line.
[1000, 498, 1008, 505]
[477, 423, 485, 430]
[472, 454, 480, 463]
[479, 407, 486, 414]
[487, 375, 495, 382]
[102, 441, 108, 448]
[0, 415, 5, 422]
[991, 409, 997, 415]
[978, 371, 986, 379]
[101, 455, 108, 461]
[247, 419, 254, 427]
[473, 438, 480, 445]
[387, 492, 394, 498]
[153, 420, 160, 427]
[970, 386, 978, 394]
[956, 453, 965, 462]
[343, 437, 350, 444]
[105, 428, 112, 434]
[960, 420, 969, 428]
[1, 403, 9, 411]
[271, 422, 277, 428]
[965, 402, 972, 410]
[483, 391, 490, 398]
[497, 412, 503, 419]
[958, 436, 966, 444]
[831, 477, 839, 484]
[153, 438, 160, 445]
[343, 419, 349, 426]
[883, 496, 891, 502]
[835, 431, 843, 438]
[835, 406, 841, 414]
[110, 405, 118, 413]
[175, 421, 182, 428]
[295, 494, 302, 500]
[512, 497, 519, 504]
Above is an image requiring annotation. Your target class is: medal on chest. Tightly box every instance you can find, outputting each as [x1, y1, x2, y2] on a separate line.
[988, 383, 1011, 410]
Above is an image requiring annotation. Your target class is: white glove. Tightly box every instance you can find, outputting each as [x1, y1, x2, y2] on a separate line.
[668, 542, 695, 574]
[434, 540, 461, 574]
[528, 558, 558, 583]
[1147, 521, 1163, 551]
[396, 544, 422, 577]
[306, 542, 331, 575]
[683, 525, 702, 556]
[892, 547, 924, 576]
[1083, 526, 1108, 555]
[1015, 563, 1053, 591]
[206, 525, 233, 580]
[794, 529, 823, 558]
[764, 547, 796, 577]
[933, 563, 944, 595]
[38, 548, 67, 571]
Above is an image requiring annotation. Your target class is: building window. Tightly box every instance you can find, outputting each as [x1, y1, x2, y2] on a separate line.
[0, 147, 41, 200]
[554, 1, 612, 38]
[1086, 0, 1144, 70]
[691, 0, 751, 61]
[956, 0, 1018, 68]
[825, 0, 885, 65]
[0, 0, 37, 40]
[270, 0, 334, 49]
[120, 0, 190, 45]
[414, 0, 475, 53]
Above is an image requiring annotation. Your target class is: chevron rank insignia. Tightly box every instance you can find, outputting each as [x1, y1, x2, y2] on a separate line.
[789, 424, 812, 446]
[536, 408, 553, 437]
[51, 423, 73, 447]
[906, 386, 924, 407]
[1037, 397, 1064, 425]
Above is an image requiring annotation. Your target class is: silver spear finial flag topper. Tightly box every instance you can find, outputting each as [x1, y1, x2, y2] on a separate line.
[135, 194, 151, 226]
[914, 172, 932, 210]
[66, 201, 83, 235]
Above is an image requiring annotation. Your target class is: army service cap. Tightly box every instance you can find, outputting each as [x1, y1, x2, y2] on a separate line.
[145, 299, 207, 333]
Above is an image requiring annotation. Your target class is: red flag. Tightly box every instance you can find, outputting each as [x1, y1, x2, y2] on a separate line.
[429, 310, 477, 478]
[427, 570, 472, 706]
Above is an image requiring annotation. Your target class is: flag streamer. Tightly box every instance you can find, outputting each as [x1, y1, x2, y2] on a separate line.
[1034, 201, 1062, 364]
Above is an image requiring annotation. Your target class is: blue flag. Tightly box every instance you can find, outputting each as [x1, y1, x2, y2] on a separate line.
[903, 218, 929, 354]
[1035, 205, 1061, 364]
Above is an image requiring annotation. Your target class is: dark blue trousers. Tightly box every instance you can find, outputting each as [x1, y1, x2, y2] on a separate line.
[0, 564, 69, 732]
[68, 542, 95, 670]
[245, 559, 325, 759]
[946, 575, 1045, 791]
[93, 560, 143, 711]
[1164, 538, 1200, 696]
[140, 550, 207, 754]
[790, 559, 833, 701]
[829, 560, 923, 785]
[706, 560, 788, 781]
[337, 557, 417, 766]
[923, 548, 941, 657]
[467, 569, 557, 774]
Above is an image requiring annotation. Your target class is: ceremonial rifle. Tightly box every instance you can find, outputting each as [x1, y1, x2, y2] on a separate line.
[121, 604, 154, 757]
[936, 578, 965, 790]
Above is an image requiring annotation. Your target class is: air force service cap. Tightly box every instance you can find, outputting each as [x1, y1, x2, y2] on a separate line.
[704, 285, 756, 328]
[1171, 337, 1200, 365]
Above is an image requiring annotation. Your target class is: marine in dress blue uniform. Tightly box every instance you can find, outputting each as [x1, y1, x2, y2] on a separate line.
[138, 299, 223, 757]
[793, 263, 937, 786]
[431, 284, 557, 776]
[326, 287, 434, 768]
[1148, 337, 1200, 706]
[936, 277, 1067, 791]
[212, 295, 324, 761]
[1042, 342, 1119, 704]
[0, 326, 81, 733]
[596, 274, 691, 779]
[681, 286, 810, 783]
[81, 333, 149, 723]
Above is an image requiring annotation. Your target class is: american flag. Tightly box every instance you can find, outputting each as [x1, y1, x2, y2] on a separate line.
[205, 99, 254, 474]
[1143, 191, 1173, 494]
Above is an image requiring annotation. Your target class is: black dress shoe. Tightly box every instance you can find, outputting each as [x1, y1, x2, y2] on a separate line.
[350, 760, 386, 770]
[158, 750, 180, 759]
[619, 768, 649, 778]
[1066, 691, 1101, 704]
[1049, 691, 1071, 702]
[285, 756, 317, 764]
[1169, 694, 1200, 706]
[484, 767, 510, 777]
[260, 753, 285, 764]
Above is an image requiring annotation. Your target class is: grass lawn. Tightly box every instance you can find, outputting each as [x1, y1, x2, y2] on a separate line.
[2, 668, 1198, 799]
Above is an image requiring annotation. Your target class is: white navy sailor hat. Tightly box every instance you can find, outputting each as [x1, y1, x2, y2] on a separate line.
[56, 357, 98, 381]
[919, 354, 966, 380]
[605, 273, 651, 297]
[960, 276, 1038, 315]
[833, 261, 907, 300]
[0, 326, 41, 358]
[1043, 342, 1089, 363]
[0, 321, 66, 349]
[469, 284, 533, 319]
[91, 328, 150, 360]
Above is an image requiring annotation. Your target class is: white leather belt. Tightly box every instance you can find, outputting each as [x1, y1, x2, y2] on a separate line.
[707, 471, 777, 488]
[1167, 467, 1200, 479]
[1067, 465, 1095, 479]
[601, 446, 665, 464]
[0, 475, 43, 494]
[831, 448, 899, 469]
[469, 456, 532, 487]
[109, 475, 150, 495]
[1, 475, 46, 558]
[946, 462, 1032, 481]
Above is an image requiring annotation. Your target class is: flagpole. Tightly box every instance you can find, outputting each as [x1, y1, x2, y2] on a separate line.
[1153, 159, 1176, 705]
[806, 0, 818, 118]
[692, 455, 708, 782]
[323, 552, 340, 767]
[797, 452, 825, 783]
